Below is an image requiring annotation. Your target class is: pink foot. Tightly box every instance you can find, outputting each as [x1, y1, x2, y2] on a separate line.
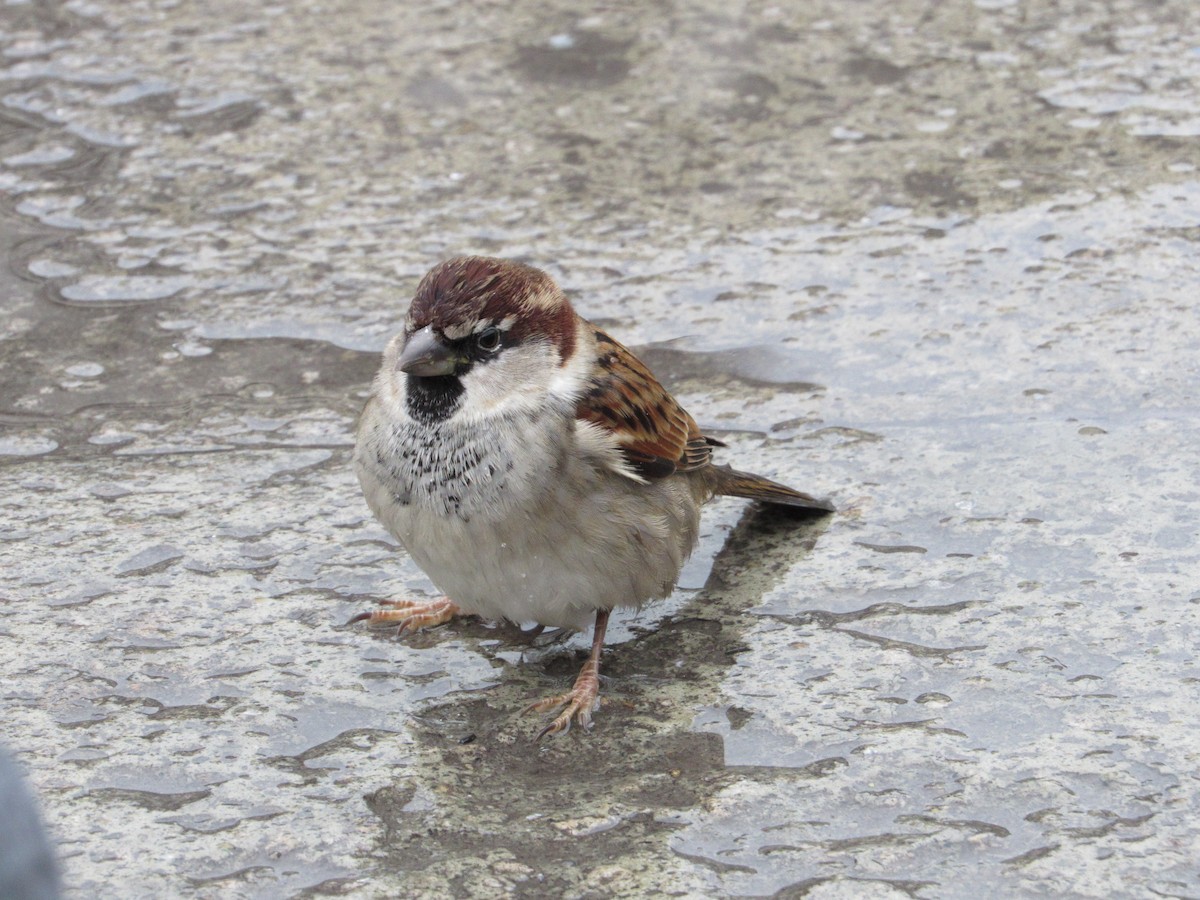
[349, 596, 460, 637]
[523, 609, 610, 740]
[524, 656, 602, 739]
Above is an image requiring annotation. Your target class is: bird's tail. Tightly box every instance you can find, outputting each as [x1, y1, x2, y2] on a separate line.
[709, 464, 835, 513]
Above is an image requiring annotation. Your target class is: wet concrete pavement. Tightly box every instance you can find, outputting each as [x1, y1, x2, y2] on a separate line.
[2, 1, 1198, 897]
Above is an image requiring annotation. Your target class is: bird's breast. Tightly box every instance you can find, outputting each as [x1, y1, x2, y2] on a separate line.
[357, 405, 568, 523]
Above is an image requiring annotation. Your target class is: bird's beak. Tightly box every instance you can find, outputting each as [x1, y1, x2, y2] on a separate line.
[397, 326, 462, 377]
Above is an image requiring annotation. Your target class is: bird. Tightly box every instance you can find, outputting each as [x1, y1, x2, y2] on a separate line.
[352, 256, 833, 739]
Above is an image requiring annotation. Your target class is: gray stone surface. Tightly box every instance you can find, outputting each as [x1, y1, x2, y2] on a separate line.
[1, 1, 1198, 897]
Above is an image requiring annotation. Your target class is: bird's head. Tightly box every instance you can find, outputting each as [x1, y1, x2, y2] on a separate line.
[379, 256, 581, 425]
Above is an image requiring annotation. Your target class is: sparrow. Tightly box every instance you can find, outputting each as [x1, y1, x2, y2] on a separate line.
[352, 256, 833, 739]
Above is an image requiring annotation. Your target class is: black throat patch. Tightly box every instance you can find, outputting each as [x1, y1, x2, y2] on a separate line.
[405, 375, 465, 425]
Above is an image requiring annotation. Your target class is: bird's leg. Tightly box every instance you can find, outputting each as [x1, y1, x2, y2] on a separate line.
[348, 596, 460, 637]
[525, 609, 610, 740]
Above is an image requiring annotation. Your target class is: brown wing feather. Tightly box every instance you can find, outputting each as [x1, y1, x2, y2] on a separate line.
[575, 327, 713, 480]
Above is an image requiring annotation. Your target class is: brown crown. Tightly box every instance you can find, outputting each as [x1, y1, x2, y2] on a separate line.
[406, 256, 576, 362]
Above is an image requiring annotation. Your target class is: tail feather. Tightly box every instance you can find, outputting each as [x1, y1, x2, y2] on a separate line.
[710, 464, 835, 513]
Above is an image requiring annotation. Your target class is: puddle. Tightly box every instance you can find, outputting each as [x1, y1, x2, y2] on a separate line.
[58, 274, 193, 304]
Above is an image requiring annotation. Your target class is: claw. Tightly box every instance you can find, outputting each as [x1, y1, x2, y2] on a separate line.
[524, 688, 595, 739]
[538, 716, 571, 741]
[524, 609, 609, 741]
[348, 596, 459, 635]
[527, 690, 599, 740]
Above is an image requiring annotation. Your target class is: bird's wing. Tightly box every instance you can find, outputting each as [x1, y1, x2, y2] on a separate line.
[574, 326, 713, 482]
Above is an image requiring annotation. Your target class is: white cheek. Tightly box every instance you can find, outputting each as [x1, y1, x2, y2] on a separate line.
[455, 345, 561, 421]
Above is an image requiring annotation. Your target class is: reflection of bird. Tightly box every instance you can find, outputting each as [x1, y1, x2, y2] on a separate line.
[353, 257, 833, 737]
[0, 748, 60, 900]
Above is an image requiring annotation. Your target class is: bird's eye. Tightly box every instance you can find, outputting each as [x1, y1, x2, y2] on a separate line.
[475, 326, 502, 353]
